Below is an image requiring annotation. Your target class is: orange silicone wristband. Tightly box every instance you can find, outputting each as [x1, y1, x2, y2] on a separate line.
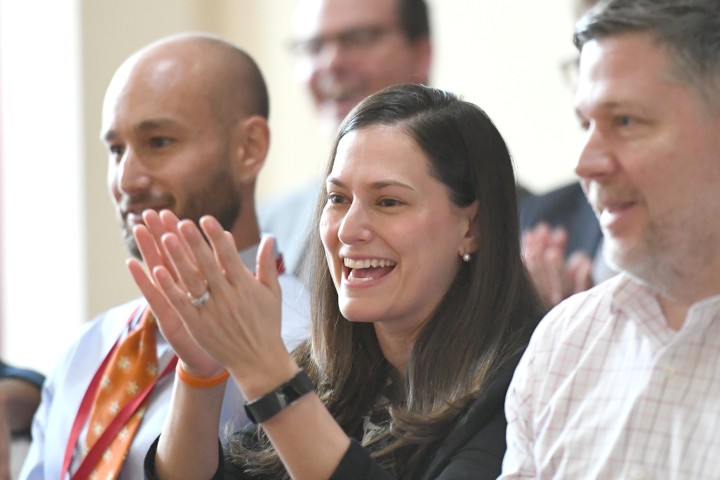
[176, 362, 230, 388]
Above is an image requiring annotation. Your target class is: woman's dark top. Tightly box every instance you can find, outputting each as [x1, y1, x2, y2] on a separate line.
[332, 354, 518, 480]
[145, 354, 521, 480]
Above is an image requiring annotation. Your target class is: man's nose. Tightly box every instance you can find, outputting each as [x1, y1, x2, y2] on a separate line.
[575, 124, 617, 181]
[115, 148, 151, 195]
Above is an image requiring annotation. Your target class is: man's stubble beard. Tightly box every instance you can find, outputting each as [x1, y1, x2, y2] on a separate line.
[121, 170, 243, 261]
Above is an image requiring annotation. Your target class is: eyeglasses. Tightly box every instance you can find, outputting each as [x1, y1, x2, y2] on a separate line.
[289, 25, 400, 58]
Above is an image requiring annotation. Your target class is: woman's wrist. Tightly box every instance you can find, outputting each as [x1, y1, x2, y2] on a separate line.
[233, 355, 299, 400]
[175, 362, 229, 389]
[244, 369, 315, 424]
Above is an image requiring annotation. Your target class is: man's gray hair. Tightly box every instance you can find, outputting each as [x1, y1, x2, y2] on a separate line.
[574, 0, 720, 107]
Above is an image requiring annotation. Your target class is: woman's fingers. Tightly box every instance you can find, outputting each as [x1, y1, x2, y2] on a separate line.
[160, 227, 209, 301]
[256, 235, 282, 297]
[146, 265, 225, 377]
[134, 223, 165, 273]
[140, 210, 188, 285]
[134, 213, 286, 377]
[127, 258, 171, 316]
[197, 216, 251, 287]
[159, 210, 197, 262]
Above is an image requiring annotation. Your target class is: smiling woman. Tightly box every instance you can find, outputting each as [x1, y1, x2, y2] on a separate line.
[136, 84, 541, 480]
[321, 124, 480, 335]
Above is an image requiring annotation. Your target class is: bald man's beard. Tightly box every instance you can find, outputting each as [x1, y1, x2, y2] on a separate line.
[121, 171, 242, 261]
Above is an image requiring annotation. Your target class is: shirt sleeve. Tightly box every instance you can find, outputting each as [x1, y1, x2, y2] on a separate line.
[0, 360, 45, 388]
[17, 364, 53, 479]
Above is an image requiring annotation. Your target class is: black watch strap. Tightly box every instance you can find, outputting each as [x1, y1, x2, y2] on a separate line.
[244, 369, 315, 424]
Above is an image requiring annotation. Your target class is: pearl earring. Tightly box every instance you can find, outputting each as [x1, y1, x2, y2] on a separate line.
[462, 253, 471, 263]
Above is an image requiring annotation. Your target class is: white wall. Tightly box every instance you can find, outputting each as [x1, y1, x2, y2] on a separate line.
[0, 0, 86, 374]
[253, 0, 585, 200]
[428, 0, 582, 192]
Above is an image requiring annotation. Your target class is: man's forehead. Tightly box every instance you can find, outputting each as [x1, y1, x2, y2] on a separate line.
[576, 35, 668, 88]
[101, 117, 183, 141]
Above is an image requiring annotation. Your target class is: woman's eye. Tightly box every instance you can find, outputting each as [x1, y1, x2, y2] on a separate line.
[378, 198, 403, 207]
[327, 193, 347, 205]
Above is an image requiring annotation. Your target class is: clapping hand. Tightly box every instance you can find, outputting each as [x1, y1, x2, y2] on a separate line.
[522, 223, 593, 310]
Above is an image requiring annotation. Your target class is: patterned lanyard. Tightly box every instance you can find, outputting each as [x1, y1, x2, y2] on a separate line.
[61, 254, 285, 478]
[61, 306, 178, 479]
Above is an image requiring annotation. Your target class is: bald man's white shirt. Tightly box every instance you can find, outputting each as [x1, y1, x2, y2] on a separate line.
[20, 245, 309, 480]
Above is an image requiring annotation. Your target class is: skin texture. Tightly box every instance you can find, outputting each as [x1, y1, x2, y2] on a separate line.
[320, 125, 478, 370]
[101, 36, 266, 260]
[574, 32, 720, 329]
[292, 0, 431, 131]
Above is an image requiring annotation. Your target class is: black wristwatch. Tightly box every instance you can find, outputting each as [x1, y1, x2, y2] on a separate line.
[244, 369, 315, 424]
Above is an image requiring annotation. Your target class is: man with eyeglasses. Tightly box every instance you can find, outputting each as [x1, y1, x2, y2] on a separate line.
[289, 0, 431, 135]
[259, 0, 431, 277]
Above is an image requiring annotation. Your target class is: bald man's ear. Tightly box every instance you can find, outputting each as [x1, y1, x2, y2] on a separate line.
[234, 115, 270, 184]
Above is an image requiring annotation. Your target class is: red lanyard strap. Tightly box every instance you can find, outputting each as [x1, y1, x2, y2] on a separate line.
[61, 306, 177, 479]
[62, 255, 284, 478]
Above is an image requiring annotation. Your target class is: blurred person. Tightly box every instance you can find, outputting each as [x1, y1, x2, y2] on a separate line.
[518, 0, 611, 311]
[20, 34, 309, 479]
[502, 0, 720, 477]
[0, 362, 43, 480]
[290, 0, 431, 133]
[259, 0, 432, 277]
[136, 84, 541, 479]
[519, 187, 601, 309]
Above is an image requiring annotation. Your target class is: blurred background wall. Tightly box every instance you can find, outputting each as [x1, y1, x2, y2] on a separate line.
[0, 0, 582, 375]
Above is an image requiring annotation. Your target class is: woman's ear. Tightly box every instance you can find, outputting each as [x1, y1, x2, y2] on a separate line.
[459, 200, 480, 256]
[233, 115, 270, 184]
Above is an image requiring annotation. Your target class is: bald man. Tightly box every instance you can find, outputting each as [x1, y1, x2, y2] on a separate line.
[20, 34, 309, 479]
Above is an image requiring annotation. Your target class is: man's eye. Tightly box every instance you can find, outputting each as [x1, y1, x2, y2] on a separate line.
[340, 27, 383, 48]
[615, 116, 633, 127]
[108, 145, 124, 156]
[290, 37, 323, 57]
[150, 137, 172, 148]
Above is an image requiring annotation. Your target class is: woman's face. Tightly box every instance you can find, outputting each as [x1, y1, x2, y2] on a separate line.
[320, 124, 477, 336]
